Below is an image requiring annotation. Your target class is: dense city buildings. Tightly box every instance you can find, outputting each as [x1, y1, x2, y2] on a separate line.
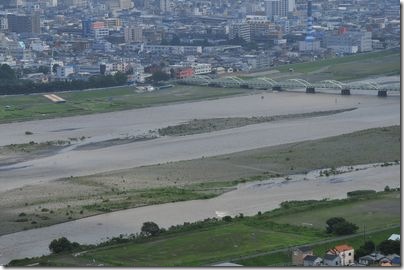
[0, 0, 399, 82]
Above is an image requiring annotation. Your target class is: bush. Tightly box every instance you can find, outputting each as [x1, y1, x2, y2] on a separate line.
[347, 190, 376, 197]
[326, 217, 358, 235]
[333, 221, 359, 235]
[49, 237, 80, 254]
[222, 216, 232, 222]
[141, 221, 160, 236]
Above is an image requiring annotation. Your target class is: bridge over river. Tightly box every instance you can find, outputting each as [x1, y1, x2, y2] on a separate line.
[178, 75, 400, 96]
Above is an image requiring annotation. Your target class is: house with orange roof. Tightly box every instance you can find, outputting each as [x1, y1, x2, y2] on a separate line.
[327, 244, 354, 266]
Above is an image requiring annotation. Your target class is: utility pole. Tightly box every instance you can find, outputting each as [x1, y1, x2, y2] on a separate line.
[363, 224, 366, 244]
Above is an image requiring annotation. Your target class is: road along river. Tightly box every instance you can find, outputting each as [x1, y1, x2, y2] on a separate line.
[0, 92, 400, 192]
[0, 163, 399, 265]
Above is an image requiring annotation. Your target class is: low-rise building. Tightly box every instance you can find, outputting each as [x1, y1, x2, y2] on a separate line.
[327, 244, 354, 266]
[303, 255, 322, 266]
[292, 246, 313, 266]
[323, 254, 341, 266]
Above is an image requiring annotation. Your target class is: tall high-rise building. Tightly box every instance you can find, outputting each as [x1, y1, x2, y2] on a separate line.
[119, 0, 133, 9]
[160, 0, 172, 13]
[124, 26, 143, 43]
[7, 13, 40, 34]
[288, 0, 295, 12]
[0, 16, 8, 31]
[265, 0, 288, 19]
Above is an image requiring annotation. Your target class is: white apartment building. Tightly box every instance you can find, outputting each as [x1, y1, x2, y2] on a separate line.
[124, 26, 143, 43]
[191, 63, 211, 75]
[93, 28, 109, 40]
[56, 65, 74, 79]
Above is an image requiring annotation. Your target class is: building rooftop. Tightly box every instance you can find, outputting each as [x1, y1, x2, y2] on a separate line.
[304, 255, 321, 262]
[334, 244, 353, 252]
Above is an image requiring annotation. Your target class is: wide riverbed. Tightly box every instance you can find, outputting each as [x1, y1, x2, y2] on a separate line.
[0, 92, 400, 191]
[0, 163, 399, 265]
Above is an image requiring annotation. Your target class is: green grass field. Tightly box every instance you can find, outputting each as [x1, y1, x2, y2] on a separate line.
[273, 193, 400, 231]
[237, 227, 400, 266]
[276, 49, 400, 75]
[238, 49, 400, 83]
[0, 85, 252, 123]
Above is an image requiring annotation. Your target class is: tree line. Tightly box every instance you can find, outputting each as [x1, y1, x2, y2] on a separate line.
[0, 64, 128, 95]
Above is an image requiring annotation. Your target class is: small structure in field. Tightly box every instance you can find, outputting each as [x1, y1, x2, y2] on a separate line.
[43, 94, 66, 103]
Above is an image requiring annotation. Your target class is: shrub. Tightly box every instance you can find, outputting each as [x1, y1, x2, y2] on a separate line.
[141, 221, 160, 236]
[222, 216, 232, 222]
[326, 217, 358, 235]
[347, 190, 376, 197]
[49, 237, 80, 254]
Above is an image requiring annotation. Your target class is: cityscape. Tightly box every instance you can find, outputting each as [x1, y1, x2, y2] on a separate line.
[0, 0, 401, 267]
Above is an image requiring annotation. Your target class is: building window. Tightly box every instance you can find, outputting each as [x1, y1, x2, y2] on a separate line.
[349, 253, 351, 256]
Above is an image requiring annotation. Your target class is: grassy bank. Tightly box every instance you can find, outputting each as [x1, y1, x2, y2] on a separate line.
[0, 126, 399, 235]
[276, 49, 400, 76]
[0, 85, 253, 124]
[7, 192, 399, 267]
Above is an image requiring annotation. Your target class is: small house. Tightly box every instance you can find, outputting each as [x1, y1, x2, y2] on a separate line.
[359, 255, 377, 266]
[327, 244, 354, 266]
[292, 246, 313, 266]
[303, 255, 322, 266]
[388, 234, 400, 241]
[323, 254, 341, 266]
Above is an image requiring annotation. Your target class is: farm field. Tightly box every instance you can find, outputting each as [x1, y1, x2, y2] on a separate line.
[0, 85, 252, 123]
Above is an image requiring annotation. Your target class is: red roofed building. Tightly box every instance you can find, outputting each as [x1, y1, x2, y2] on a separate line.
[327, 244, 354, 266]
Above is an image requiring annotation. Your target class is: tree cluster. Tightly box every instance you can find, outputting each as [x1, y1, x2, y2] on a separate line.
[0, 70, 127, 95]
[141, 221, 161, 236]
[49, 237, 80, 254]
[378, 240, 400, 255]
[325, 217, 359, 235]
[355, 241, 375, 259]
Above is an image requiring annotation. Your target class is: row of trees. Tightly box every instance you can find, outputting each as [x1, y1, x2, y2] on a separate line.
[0, 72, 127, 95]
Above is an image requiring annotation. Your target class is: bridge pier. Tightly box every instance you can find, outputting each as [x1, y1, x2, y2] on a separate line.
[377, 90, 387, 97]
[272, 86, 282, 91]
[341, 88, 351, 95]
[306, 87, 315, 94]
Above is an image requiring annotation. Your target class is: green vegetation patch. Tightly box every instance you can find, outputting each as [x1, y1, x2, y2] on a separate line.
[237, 227, 399, 266]
[268, 192, 400, 232]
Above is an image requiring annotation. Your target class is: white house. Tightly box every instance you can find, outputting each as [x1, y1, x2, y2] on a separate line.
[327, 244, 354, 266]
